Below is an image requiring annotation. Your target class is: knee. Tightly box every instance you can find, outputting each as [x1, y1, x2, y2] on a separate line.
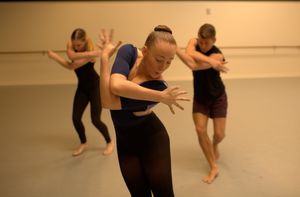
[213, 132, 225, 143]
[91, 117, 104, 127]
[91, 118, 98, 126]
[72, 114, 81, 125]
[195, 126, 207, 137]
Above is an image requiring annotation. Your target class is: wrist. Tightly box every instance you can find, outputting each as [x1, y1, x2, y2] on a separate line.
[156, 91, 166, 103]
[85, 51, 92, 58]
[208, 59, 215, 68]
[101, 53, 110, 60]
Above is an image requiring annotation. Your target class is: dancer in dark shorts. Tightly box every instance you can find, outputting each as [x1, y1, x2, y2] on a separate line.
[176, 23, 228, 184]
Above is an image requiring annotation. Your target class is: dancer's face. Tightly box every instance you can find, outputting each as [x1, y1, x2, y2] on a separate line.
[197, 37, 215, 53]
[142, 41, 176, 79]
[72, 39, 86, 52]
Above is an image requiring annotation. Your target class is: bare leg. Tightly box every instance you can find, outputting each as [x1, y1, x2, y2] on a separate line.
[212, 118, 226, 161]
[72, 143, 87, 156]
[193, 113, 219, 184]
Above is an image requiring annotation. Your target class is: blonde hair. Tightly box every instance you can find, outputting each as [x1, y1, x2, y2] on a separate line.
[71, 28, 94, 51]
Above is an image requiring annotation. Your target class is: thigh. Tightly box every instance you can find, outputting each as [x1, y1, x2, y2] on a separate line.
[141, 116, 174, 196]
[193, 99, 209, 115]
[193, 112, 209, 132]
[117, 139, 152, 197]
[73, 88, 89, 118]
[210, 92, 228, 118]
[88, 86, 102, 118]
[213, 117, 226, 136]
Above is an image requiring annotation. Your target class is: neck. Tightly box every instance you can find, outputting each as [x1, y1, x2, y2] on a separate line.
[137, 60, 151, 78]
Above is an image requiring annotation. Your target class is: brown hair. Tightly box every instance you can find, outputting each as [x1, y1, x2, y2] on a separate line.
[71, 28, 94, 51]
[198, 23, 216, 39]
[145, 25, 177, 47]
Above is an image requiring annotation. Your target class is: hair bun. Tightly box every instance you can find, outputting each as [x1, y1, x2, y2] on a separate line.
[154, 25, 172, 34]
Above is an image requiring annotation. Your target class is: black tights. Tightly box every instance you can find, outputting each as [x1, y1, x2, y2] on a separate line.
[72, 86, 111, 144]
[115, 113, 174, 197]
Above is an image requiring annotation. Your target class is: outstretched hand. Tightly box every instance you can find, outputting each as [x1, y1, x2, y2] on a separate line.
[97, 29, 122, 58]
[161, 86, 190, 114]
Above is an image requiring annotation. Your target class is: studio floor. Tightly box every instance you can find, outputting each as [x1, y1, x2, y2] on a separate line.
[0, 77, 300, 197]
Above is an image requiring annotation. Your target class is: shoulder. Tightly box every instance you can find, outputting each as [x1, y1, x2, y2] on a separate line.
[115, 44, 138, 64]
[112, 44, 138, 75]
[118, 44, 137, 55]
[67, 40, 73, 49]
[211, 45, 222, 54]
[209, 46, 224, 61]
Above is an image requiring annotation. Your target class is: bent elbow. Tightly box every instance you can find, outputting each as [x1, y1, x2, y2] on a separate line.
[110, 81, 122, 96]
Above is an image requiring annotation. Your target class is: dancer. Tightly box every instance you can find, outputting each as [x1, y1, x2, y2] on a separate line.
[47, 28, 114, 156]
[176, 23, 228, 184]
[98, 27, 189, 196]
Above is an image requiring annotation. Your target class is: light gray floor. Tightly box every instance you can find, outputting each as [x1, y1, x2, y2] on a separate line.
[0, 77, 300, 197]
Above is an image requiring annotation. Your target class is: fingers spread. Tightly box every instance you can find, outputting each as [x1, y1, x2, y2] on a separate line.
[177, 97, 190, 101]
[169, 105, 175, 114]
[109, 29, 114, 42]
[174, 103, 184, 110]
[175, 90, 188, 96]
[169, 86, 180, 92]
[115, 41, 122, 49]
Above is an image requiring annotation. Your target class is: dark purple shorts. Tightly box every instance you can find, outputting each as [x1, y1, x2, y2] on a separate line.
[193, 92, 228, 118]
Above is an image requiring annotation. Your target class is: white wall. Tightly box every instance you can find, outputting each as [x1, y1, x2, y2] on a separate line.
[0, 1, 300, 85]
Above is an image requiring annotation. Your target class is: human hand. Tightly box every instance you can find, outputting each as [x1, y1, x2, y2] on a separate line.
[161, 86, 190, 114]
[97, 29, 122, 59]
[209, 59, 229, 73]
[47, 50, 56, 59]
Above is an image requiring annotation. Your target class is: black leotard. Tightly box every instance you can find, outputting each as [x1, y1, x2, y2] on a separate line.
[72, 62, 111, 144]
[110, 44, 174, 197]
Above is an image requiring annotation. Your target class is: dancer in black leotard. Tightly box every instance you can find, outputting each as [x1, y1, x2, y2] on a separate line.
[98, 27, 189, 196]
[48, 28, 114, 156]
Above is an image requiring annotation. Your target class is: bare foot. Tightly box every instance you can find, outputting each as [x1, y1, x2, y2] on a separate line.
[72, 143, 87, 156]
[202, 167, 219, 184]
[103, 141, 114, 156]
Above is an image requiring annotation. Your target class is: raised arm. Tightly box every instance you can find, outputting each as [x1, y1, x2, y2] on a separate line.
[97, 28, 125, 109]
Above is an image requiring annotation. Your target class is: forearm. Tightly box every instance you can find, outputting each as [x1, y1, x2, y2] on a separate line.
[186, 47, 226, 72]
[67, 50, 98, 61]
[100, 56, 121, 109]
[176, 48, 211, 70]
[110, 75, 162, 103]
[187, 50, 212, 65]
[48, 50, 73, 70]
[48, 50, 91, 70]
